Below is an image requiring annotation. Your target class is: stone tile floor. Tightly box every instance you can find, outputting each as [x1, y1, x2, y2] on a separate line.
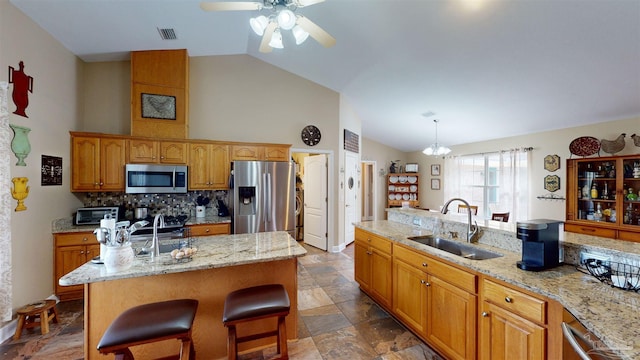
[0, 243, 444, 360]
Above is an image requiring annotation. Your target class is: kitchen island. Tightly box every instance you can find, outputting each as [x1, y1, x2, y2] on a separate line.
[59, 231, 306, 360]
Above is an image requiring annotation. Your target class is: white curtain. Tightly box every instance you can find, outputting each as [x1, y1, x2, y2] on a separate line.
[443, 148, 530, 222]
[0, 82, 12, 321]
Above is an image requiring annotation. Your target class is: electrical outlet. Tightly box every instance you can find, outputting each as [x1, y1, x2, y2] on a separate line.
[412, 217, 421, 226]
[580, 251, 610, 265]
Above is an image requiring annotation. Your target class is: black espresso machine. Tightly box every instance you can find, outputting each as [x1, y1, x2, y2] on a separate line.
[516, 219, 563, 271]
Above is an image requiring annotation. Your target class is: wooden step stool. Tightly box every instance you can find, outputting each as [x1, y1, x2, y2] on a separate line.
[13, 299, 59, 340]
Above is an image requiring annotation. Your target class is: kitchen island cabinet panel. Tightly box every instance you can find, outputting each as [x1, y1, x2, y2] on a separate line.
[187, 222, 230, 237]
[354, 229, 392, 309]
[54, 232, 99, 300]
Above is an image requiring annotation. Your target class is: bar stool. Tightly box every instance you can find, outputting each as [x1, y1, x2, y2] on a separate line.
[97, 299, 198, 360]
[13, 299, 59, 340]
[223, 284, 290, 360]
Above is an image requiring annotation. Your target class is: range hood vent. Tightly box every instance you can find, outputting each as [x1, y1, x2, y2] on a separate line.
[157, 28, 177, 40]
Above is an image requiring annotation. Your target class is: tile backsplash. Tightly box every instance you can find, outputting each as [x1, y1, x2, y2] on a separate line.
[76, 191, 229, 219]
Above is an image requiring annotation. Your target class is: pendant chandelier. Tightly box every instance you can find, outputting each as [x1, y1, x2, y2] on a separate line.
[423, 119, 451, 156]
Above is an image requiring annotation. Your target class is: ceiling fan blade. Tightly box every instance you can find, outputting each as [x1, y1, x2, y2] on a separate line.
[294, 0, 325, 7]
[259, 22, 278, 53]
[296, 16, 336, 48]
[199, 1, 262, 11]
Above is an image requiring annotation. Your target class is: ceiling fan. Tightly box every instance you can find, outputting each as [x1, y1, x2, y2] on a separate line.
[200, 0, 336, 53]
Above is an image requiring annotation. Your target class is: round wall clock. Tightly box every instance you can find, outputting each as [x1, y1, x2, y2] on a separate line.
[301, 125, 321, 146]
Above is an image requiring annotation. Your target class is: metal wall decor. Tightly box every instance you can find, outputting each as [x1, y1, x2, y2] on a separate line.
[344, 129, 359, 153]
[8, 61, 33, 118]
[9, 124, 31, 166]
[544, 154, 560, 172]
[41, 155, 62, 186]
[544, 175, 560, 192]
[11, 177, 29, 211]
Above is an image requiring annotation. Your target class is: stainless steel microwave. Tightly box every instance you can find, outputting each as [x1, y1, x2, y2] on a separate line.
[125, 164, 188, 194]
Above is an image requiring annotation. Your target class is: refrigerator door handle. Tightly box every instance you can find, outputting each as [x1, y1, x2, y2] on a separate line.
[265, 172, 272, 222]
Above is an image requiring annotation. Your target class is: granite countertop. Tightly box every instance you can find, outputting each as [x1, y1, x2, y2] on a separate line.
[355, 219, 640, 360]
[51, 215, 231, 234]
[59, 231, 306, 286]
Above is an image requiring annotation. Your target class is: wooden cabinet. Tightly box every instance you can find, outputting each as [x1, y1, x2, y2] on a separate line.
[187, 223, 230, 237]
[71, 134, 126, 192]
[131, 49, 189, 139]
[354, 229, 392, 309]
[387, 173, 419, 208]
[566, 155, 640, 242]
[54, 232, 99, 300]
[128, 139, 187, 164]
[393, 244, 477, 360]
[230, 144, 290, 161]
[479, 279, 547, 360]
[189, 143, 229, 190]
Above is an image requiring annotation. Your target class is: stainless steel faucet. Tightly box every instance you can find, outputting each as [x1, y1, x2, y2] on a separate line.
[151, 213, 165, 261]
[440, 198, 478, 243]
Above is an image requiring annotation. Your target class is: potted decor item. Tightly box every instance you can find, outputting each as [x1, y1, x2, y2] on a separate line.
[196, 195, 210, 218]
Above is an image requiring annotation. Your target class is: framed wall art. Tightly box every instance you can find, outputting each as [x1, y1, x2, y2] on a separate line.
[431, 178, 441, 190]
[141, 93, 176, 120]
[41, 155, 62, 186]
[431, 164, 440, 176]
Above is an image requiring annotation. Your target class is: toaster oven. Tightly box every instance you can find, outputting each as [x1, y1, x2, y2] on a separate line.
[75, 207, 120, 226]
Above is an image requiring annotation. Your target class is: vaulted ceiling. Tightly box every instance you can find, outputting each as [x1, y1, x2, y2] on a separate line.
[10, 0, 640, 151]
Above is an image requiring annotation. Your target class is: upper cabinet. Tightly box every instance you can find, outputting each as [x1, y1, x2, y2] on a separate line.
[566, 155, 640, 242]
[71, 133, 126, 192]
[128, 139, 188, 164]
[189, 142, 229, 190]
[231, 144, 290, 162]
[131, 49, 189, 139]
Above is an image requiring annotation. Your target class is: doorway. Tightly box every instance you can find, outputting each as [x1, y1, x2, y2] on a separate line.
[292, 151, 329, 251]
[344, 152, 359, 246]
[361, 161, 376, 221]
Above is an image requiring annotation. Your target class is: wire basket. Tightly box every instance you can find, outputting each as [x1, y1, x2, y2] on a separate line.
[584, 258, 640, 291]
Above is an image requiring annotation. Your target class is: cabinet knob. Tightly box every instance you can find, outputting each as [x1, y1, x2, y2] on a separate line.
[80, 250, 85, 254]
[420, 279, 426, 284]
[82, 237, 88, 242]
[505, 296, 513, 303]
[422, 262, 427, 267]
[482, 312, 489, 317]
[99, 182, 104, 186]
[205, 228, 210, 233]
[425, 282, 431, 287]
[367, 251, 372, 255]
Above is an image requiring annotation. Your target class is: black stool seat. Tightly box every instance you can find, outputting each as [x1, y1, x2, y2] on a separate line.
[223, 284, 290, 323]
[223, 284, 290, 360]
[98, 299, 198, 360]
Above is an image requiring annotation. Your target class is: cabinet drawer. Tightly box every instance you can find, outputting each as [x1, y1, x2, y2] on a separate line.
[482, 279, 546, 324]
[55, 232, 94, 246]
[617, 229, 640, 242]
[355, 229, 391, 254]
[564, 223, 616, 238]
[395, 245, 476, 293]
[188, 223, 230, 237]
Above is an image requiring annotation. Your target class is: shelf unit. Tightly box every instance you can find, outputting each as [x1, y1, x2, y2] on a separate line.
[566, 155, 640, 242]
[387, 173, 419, 208]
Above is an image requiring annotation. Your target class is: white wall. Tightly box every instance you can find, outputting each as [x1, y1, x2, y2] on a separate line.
[1, 0, 84, 312]
[405, 116, 640, 220]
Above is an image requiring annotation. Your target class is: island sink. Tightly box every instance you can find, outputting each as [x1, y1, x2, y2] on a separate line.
[407, 235, 503, 260]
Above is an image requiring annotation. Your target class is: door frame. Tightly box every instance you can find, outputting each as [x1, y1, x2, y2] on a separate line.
[291, 148, 335, 252]
[361, 161, 377, 221]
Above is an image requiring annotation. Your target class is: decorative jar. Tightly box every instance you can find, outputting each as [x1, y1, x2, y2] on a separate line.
[103, 243, 134, 273]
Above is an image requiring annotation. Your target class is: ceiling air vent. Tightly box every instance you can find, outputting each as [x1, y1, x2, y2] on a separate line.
[157, 28, 177, 40]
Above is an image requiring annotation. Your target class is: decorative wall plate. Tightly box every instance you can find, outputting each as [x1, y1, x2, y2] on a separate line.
[544, 175, 560, 192]
[544, 154, 560, 172]
[569, 136, 600, 158]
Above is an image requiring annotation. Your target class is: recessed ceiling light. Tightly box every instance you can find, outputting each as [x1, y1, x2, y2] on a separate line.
[421, 111, 436, 118]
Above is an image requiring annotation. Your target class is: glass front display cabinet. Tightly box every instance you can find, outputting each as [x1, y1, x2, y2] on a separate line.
[566, 155, 640, 242]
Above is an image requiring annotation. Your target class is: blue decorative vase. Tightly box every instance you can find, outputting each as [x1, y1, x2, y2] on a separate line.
[9, 124, 31, 166]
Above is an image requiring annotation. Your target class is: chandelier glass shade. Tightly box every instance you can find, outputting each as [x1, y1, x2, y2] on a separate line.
[250, 8, 310, 49]
[422, 119, 451, 156]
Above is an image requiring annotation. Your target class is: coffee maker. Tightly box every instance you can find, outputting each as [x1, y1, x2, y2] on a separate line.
[516, 219, 563, 271]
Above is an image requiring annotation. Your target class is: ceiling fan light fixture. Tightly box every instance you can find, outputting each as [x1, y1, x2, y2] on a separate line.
[277, 9, 297, 30]
[292, 24, 310, 44]
[269, 28, 284, 48]
[250, 15, 268, 36]
[422, 119, 451, 156]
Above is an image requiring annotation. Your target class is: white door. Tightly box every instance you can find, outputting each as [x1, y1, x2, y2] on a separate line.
[304, 155, 328, 250]
[344, 152, 359, 245]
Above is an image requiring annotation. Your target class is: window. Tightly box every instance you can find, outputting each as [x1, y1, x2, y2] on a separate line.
[443, 148, 530, 222]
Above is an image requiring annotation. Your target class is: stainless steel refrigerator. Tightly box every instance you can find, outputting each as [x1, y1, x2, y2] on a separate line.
[231, 160, 296, 238]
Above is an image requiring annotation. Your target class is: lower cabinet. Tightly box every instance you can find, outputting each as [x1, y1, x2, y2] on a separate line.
[54, 232, 99, 300]
[354, 229, 392, 309]
[393, 244, 476, 360]
[187, 223, 230, 237]
[479, 279, 548, 360]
